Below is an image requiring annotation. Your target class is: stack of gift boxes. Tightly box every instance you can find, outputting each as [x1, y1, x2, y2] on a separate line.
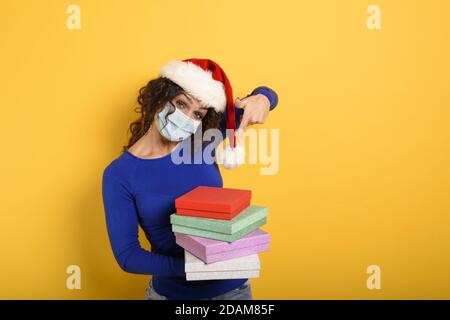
[170, 186, 271, 281]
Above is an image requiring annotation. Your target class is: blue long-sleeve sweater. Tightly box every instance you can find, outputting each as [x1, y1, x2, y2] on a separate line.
[101, 87, 278, 299]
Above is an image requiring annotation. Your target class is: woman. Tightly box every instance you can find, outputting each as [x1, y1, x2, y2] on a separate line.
[102, 58, 278, 300]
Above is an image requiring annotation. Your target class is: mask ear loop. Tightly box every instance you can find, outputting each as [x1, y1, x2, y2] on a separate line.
[167, 100, 176, 113]
[152, 101, 173, 137]
[160, 100, 177, 131]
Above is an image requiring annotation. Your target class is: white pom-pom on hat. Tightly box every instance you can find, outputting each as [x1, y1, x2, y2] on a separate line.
[216, 129, 245, 169]
[216, 142, 245, 169]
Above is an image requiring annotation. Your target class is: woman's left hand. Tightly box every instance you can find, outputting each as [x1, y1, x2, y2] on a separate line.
[234, 93, 271, 132]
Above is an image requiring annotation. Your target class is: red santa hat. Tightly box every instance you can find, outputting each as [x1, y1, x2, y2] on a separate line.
[160, 58, 244, 169]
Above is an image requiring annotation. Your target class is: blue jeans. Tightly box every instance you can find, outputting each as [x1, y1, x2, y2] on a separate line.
[144, 279, 253, 300]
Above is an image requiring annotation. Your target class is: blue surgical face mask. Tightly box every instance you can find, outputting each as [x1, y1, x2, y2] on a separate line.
[155, 102, 202, 142]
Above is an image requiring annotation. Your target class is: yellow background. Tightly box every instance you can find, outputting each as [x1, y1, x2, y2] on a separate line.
[1, 0, 449, 299]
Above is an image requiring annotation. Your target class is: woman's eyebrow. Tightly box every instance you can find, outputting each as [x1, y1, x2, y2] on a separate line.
[181, 93, 193, 105]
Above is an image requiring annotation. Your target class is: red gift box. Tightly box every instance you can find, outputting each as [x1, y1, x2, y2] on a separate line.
[175, 186, 251, 220]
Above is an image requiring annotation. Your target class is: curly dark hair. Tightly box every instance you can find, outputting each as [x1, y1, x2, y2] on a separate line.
[122, 77, 222, 153]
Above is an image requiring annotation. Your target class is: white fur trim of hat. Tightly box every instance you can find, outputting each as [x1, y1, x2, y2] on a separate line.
[160, 60, 227, 113]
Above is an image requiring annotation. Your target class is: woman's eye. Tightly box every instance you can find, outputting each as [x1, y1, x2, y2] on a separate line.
[194, 112, 203, 120]
[176, 101, 185, 108]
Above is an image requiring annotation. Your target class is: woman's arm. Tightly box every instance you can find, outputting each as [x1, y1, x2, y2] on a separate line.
[101, 166, 185, 277]
[219, 86, 279, 138]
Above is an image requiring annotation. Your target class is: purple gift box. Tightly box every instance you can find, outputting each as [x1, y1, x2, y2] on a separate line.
[175, 229, 270, 264]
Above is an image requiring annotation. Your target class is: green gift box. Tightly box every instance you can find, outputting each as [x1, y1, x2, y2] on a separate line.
[170, 205, 268, 242]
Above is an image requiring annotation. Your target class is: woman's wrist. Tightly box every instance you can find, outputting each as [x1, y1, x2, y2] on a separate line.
[251, 86, 279, 111]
